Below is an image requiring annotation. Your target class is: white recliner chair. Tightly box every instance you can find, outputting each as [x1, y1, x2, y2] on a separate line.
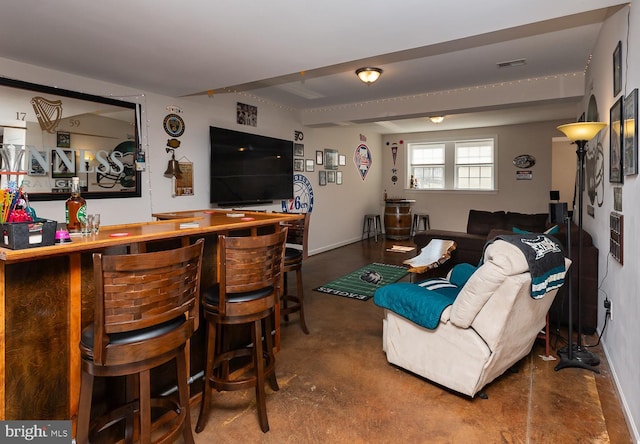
[375, 238, 570, 398]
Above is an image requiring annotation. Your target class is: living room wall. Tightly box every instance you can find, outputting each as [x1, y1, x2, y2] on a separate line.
[585, 5, 640, 440]
[380, 120, 572, 232]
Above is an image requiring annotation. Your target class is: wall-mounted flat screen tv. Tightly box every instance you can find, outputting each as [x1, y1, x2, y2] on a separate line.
[210, 126, 293, 206]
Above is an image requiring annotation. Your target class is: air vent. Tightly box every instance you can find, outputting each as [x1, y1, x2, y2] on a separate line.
[497, 59, 527, 68]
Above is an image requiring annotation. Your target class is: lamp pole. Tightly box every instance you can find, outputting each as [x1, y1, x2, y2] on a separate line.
[554, 122, 606, 372]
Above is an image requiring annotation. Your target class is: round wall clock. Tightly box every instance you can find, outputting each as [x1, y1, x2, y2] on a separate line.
[163, 113, 185, 137]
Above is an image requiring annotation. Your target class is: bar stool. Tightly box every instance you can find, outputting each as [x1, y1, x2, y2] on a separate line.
[362, 214, 382, 241]
[196, 228, 287, 434]
[280, 212, 311, 334]
[76, 239, 204, 444]
[411, 213, 430, 237]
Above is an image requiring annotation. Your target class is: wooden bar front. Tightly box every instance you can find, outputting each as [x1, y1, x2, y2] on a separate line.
[0, 209, 301, 421]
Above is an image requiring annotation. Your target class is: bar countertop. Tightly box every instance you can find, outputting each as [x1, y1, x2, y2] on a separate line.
[0, 209, 301, 263]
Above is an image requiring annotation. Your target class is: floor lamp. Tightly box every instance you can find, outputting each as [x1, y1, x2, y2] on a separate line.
[555, 121, 607, 372]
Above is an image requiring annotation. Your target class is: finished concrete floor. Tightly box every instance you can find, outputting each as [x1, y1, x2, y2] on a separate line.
[187, 238, 632, 443]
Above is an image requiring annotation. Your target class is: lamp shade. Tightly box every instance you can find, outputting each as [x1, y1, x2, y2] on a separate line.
[355, 67, 382, 84]
[557, 122, 607, 142]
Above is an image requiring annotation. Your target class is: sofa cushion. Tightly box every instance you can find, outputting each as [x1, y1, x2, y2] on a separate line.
[467, 210, 506, 236]
[505, 212, 548, 233]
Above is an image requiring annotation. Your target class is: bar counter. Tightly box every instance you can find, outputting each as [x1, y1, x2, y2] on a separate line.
[0, 209, 301, 421]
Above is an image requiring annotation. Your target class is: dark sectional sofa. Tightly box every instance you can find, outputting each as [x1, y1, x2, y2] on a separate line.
[413, 209, 599, 333]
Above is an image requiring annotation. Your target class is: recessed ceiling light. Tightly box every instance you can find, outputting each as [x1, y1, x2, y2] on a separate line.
[497, 58, 527, 68]
[429, 116, 444, 124]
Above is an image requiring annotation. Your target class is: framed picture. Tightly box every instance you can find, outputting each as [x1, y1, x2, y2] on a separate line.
[613, 186, 622, 212]
[51, 149, 75, 178]
[339, 154, 346, 166]
[294, 143, 304, 157]
[56, 131, 70, 148]
[324, 149, 338, 170]
[613, 41, 622, 97]
[236, 102, 257, 126]
[294, 158, 304, 172]
[319, 170, 327, 186]
[623, 88, 638, 176]
[327, 170, 336, 183]
[316, 150, 324, 165]
[336, 170, 343, 185]
[305, 159, 314, 172]
[610, 96, 624, 183]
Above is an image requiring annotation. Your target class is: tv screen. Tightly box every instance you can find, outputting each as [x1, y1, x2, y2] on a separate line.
[210, 126, 294, 206]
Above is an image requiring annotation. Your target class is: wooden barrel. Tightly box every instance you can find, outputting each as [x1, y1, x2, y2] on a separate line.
[384, 200, 413, 240]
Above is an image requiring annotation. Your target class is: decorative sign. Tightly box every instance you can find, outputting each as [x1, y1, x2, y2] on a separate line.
[354, 143, 372, 181]
[174, 160, 193, 196]
[282, 173, 314, 213]
[163, 114, 185, 137]
[516, 170, 532, 180]
[513, 154, 536, 168]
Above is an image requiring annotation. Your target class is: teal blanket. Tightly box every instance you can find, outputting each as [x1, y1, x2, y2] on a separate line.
[374, 279, 459, 330]
[373, 264, 476, 329]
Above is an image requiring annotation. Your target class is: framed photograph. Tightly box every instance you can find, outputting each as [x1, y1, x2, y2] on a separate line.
[613, 41, 622, 97]
[56, 131, 70, 148]
[294, 143, 304, 157]
[610, 97, 624, 183]
[613, 186, 622, 212]
[339, 154, 346, 166]
[324, 149, 338, 170]
[294, 158, 305, 172]
[319, 170, 327, 186]
[336, 170, 343, 185]
[305, 159, 314, 172]
[327, 170, 336, 183]
[236, 102, 257, 126]
[623, 88, 638, 176]
[316, 150, 324, 165]
[51, 149, 75, 178]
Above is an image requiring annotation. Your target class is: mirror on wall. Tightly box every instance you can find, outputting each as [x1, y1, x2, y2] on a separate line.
[0, 77, 141, 201]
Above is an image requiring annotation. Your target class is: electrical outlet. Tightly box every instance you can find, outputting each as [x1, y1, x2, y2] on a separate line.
[604, 298, 612, 321]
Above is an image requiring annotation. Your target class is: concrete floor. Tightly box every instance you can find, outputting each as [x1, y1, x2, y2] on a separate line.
[187, 238, 632, 443]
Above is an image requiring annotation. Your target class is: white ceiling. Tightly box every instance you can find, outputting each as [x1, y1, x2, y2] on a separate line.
[0, 1, 628, 133]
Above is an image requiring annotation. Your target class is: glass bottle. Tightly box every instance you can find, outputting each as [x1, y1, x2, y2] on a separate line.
[65, 177, 86, 233]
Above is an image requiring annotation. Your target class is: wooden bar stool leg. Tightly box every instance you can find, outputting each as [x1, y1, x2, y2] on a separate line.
[139, 370, 151, 444]
[253, 319, 269, 433]
[76, 372, 93, 444]
[295, 268, 309, 334]
[196, 322, 217, 433]
[177, 346, 195, 444]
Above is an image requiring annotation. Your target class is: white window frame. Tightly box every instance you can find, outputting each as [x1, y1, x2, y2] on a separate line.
[407, 136, 497, 191]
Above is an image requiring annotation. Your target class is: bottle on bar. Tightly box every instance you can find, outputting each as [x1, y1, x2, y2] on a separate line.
[65, 177, 86, 233]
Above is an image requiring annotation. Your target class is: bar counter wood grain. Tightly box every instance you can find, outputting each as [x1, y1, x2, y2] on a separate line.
[0, 209, 301, 421]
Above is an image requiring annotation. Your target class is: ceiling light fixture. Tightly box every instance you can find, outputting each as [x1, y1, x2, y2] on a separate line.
[356, 67, 383, 85]
[429, 116, 445, 124]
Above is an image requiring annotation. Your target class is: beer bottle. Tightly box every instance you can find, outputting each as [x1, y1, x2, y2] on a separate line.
[65, 177, 86, 233]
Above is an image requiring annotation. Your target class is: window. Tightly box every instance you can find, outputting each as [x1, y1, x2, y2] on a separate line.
[409, 143, 445, 189]
[408, 138, 495, 190]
